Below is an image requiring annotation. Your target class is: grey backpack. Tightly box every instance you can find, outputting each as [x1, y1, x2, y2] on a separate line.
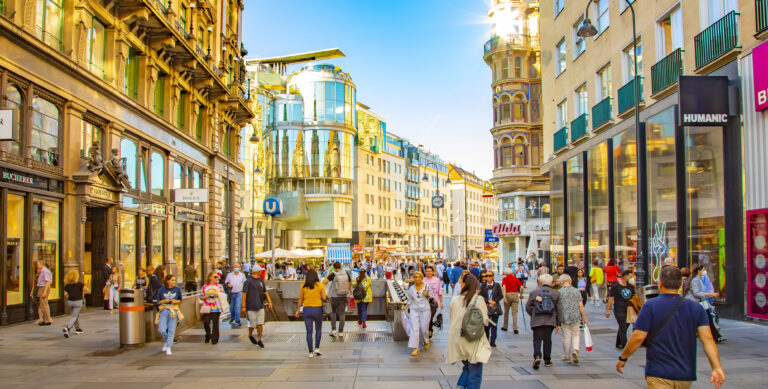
[333, 271, 351, 297]
[460, 296, 485, 342]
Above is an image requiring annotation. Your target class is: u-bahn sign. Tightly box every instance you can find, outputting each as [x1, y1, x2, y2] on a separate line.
[263, 198, 283, 216]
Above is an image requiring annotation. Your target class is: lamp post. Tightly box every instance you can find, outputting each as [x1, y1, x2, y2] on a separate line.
[421, 161, 446, 260]
[249, 131, 261, 264]
[578, 0, 647, 287]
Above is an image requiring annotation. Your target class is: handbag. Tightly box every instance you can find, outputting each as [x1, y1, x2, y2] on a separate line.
[216, 290, 230, 313]
[584, 324, 593, 351]
[626, 306, 638, 324]
[199, 298, 211, 314]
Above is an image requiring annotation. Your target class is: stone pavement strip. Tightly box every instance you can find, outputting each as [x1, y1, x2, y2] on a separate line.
[1, 291, 767, 389]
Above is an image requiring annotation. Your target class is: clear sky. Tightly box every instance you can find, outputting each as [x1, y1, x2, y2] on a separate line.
[242, 0, 494, 179]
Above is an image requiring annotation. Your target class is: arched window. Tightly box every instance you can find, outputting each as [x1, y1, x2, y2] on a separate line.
[493, 139, 499, 168]
[3, 85, 23, 156]
[513, 95, 527, 122]
[121, 138, 138, 189]
[150, 151, 165, 196]
[493, 98, 499, 123]
[502, 137, 513, 167]
[514, 57, 522, 77]
[514, 136, 528, 166]
[31, 97, 60, 166]
[500, 95, 511, 122]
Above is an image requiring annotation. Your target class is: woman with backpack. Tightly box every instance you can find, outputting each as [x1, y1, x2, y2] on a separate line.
[352, 271, 372, 328]
[403, 271, 432, 356]
[447, 273, 491, 389]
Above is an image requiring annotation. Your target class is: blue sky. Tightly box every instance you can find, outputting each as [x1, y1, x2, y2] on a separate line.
[242, 0, 494, 179]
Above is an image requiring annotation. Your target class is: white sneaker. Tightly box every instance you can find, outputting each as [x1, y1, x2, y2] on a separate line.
[329, 330, 337, 336]
[165, 348, 172, 355]
[308, 352, 315, 358]
[338, 332, 344, 338]
[162, 345, 168, 352]
[314, 349, 322, 356]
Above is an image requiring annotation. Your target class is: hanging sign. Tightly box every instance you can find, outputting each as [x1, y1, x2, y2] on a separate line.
[753, 40, 768, 112]
[678, 76, 730, 126]
[0, 110, 12, 140]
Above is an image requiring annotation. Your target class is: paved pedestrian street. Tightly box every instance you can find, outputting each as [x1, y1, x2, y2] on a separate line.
[1, 290, 767, 389]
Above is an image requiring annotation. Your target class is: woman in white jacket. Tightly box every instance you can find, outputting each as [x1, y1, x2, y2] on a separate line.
[447, 273, 491, 389]
[403, 271, 432, 356]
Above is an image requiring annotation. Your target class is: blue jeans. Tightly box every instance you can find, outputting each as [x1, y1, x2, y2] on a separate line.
[357, 302, 369, 324]
[230, 292, 242, 323]
[303, 306, 323, 352]
[457, 360, 483, 389]
[157, 309, 178, 350]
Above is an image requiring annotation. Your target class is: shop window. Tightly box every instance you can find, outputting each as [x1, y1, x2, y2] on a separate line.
[174, 222, 184, 277]
[121, 138, 138, 188]
[685, 125, 726, 298]
[2, 84, 23, 156]
[550, 163, 565, 265]
[193, 225, 203, 281]
[613, 129, 638, 262]
[31, 96, 60, 166]
[150, 151, 165, 196]
[87, 17, 106, 79]
[80, 121, 103, 158]
[646, 108, 678, 283]
[124, 49, 139, 100]
[5, 194, 25, 305]
[567, 156, 585, 265]
[36, 0, 63, 51]
[119, 212, 136, 287]
[31, 198, 60, 299]
[151, 218, 164, 268]
[588, 142, 610, 263]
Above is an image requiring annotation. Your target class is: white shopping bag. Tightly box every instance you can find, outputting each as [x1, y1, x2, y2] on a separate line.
[584, 324, 593, 351]
[401, 309, 412, 336]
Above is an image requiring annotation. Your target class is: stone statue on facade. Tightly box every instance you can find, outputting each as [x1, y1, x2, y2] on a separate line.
[110, 148, 128, 182]
[87, 141, 104, 172]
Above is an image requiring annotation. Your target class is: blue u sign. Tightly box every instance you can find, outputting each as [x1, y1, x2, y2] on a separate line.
[263, 198, 283, 216]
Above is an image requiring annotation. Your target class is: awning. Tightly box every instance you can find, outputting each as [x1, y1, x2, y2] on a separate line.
[326, 247, 352, 264]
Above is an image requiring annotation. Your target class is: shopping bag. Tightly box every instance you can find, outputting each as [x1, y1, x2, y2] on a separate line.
[349, 297, 356, 309]
[584, 324, 593, 351]
[401, 309, 412, 336]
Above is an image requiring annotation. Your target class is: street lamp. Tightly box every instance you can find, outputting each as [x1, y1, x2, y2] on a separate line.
[421, 161, 445, 260]
[248, 131, 261, 262]
[578, 0, 647, 287]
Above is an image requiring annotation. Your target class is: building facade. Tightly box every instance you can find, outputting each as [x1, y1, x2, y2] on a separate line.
[541, 0, 767, 319]
[449, 165, 498, 259]
[484, 0, 549, 269]
[0, 0, 252, 324]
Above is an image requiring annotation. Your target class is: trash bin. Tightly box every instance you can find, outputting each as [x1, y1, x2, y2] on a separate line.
[119, 289, 145, 346]
[644, 284, 659, 300]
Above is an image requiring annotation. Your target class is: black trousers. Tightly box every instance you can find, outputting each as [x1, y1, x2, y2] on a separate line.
[615, 314, 629, 348]
[532, 325, 554, 361]
[428, 303, 437, 335]
[708, 310, 723, 340]
[202, 312, 221, 344]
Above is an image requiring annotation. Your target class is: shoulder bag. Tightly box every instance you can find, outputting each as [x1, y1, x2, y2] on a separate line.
[642, 297, 683, 347]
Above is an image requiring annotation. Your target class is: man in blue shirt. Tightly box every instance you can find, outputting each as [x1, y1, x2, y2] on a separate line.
[617, 266, 725, 388]
[449, 261, 464, 293]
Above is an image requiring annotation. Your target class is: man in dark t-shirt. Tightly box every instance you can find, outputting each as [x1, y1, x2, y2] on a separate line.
[242, 265, 271, 347]
[606, 269, 635, 349]
[617, 266, 725, 388]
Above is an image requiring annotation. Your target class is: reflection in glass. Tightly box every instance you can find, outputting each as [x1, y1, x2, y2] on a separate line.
[567, 156, 585, 265]
[2, 85, 23, 156]
[5, 194, 25, 305]
[614, 129, 637, 263]
[588, 142, 610, 265]
[121, 138, 137, 189]
[550, 163, 565, 266]
[119, 213, 136, 287]
[686, 126, 726, 298]
[151, 151, 165, 196]
[194, 225, 203, 281]
[151, 218, 164, 268]
[646, 108, 678, 283]
[31, 199, 60, 299]
[174, 222, 184, 277]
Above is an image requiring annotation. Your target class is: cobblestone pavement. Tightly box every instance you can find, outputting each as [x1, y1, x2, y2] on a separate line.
[1, 281, 767, 389]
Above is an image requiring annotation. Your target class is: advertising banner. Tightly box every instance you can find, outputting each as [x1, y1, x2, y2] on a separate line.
[754, 40, 768, 112]
[747, 209, 768, 320]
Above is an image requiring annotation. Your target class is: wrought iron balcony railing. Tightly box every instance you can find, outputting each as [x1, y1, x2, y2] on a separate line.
[651, 48, 683, 94]
[694, 11, 739, 69]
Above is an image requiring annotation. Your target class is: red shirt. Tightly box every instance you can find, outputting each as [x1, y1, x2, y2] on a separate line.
[604, 265, 621, 282]
[502, 274, 523, 293]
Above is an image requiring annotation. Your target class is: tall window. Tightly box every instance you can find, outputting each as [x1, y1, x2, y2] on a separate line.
[87, 18, 106, 79]
[596, 65, 612, 100]
[195, 105, 204, 142]
[514, 57, 522, 78]
[595, 0, 610, 34]
[503, 58, 510, 79]
[556, 38, 566, 76]
[80, 121, 102, 157]
[177, 92, 187, 130]
[513, 137, 527, 166]
[124, 50, 139, 100]
[2, 85, 23, 156]
[554, 0, 564, 16]
[573, 17, 585, 58]
[575, 84, 588, 116]
[180, 4, 188, 32]
[121, 138, 138, 188]
[500, 95, 511, 121]
[154, 73, 165, 116]
[502, 138, 512, 167]
[172, 162, 182, 189]
[556, 99, 567, 129]
[657, 6, 683, 58]
[623, 42, 643, 82]
[31, 97, 60, 166]
[150, 151, 165, 196]
[36, 0, 63, 50]
[701, 0, 737, 26]
[513, 95, 526, 122]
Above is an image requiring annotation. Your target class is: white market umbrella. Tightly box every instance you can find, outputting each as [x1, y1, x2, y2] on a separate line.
[254, 248, 302, 259]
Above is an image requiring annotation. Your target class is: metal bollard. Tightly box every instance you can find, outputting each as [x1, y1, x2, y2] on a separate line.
[119, 289, 146, 347]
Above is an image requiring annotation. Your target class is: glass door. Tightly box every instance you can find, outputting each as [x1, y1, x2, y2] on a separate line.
[5, 194, 25, 306]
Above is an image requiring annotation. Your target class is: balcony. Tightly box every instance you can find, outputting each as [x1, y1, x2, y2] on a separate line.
[651, 48, 683, 95]
[484, 34, 540, 57]
[618, 76, 643, 115]
[554, 127, 568, 152]
[694, 11, 740, 70]
[570, 113, 588, 142]
[592, 97, 612, 130]
[758, 0, 768, 35]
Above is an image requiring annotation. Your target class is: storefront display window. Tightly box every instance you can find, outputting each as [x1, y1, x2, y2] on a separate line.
[193, 225, 203, 280]
[567, 156, 585, 265]
[31, 198, 60, 299]
[550, 163, 565, 265]
[151, 218, 164, 268]
[5, 194, 25, 305]
[614, 129, 638, 262]
[686, 125, 726, 299]
[646, 108, 678, 283]
[588, 142, 610, 264]
[119, 213, 136, 287]
[174, 222, 184, 277]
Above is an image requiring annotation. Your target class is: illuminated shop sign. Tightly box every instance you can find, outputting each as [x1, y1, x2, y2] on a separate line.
[493, 222, 521, 237]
